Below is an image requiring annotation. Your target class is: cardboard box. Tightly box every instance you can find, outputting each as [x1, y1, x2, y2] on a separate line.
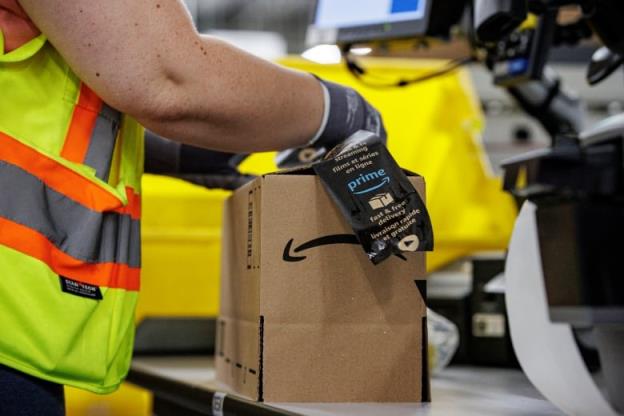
[216, 172, 429, 403]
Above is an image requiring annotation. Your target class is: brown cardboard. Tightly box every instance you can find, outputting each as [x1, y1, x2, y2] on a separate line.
[216, 173, 428, 403]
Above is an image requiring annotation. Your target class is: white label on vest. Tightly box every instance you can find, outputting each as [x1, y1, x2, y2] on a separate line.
[59, 276, 103, 300]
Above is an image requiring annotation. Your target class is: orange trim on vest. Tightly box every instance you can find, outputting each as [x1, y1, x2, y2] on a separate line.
[0, 216, 140, 291]
[120, 188, 141, 220]
[61, 83, 103, 163]
[0, 130, 140, 219]
[118, 187, 142, 220]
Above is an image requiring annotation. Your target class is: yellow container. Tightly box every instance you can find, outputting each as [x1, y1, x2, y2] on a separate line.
[137, 175, 230, 320]
[65, 384, 151, 416]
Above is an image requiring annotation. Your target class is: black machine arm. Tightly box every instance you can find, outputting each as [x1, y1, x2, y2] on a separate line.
[475, 0, 623, 140]
[476, 1, 592, 140]
[506, 69, 585, 140]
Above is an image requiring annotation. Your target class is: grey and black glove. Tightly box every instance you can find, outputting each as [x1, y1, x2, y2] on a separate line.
[144, 131, 254, 190]
[276, 78, 387, 169]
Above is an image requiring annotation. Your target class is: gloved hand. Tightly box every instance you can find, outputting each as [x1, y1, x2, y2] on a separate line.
[144, 131, 254, 190]
[276, 78, 387, 168]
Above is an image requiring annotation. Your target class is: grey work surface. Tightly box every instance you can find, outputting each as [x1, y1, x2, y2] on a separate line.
[130, 356, 564, 416]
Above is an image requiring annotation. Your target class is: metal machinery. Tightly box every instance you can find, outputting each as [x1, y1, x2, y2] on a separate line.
[477, 2, 623, 414]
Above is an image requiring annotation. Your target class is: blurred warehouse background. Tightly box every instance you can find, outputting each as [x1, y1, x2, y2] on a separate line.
[184, 0, 623, 174]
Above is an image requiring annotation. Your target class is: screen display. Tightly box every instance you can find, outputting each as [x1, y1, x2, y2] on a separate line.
[315, 0, 427, 29]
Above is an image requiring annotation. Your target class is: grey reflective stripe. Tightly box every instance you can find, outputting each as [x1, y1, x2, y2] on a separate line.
[84, 104, 121, 182]
[0, 161, 140, 267]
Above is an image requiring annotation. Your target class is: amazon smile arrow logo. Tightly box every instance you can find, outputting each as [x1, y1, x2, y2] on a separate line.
[282, 234, 408, 262]
[283, 234, 359, 262]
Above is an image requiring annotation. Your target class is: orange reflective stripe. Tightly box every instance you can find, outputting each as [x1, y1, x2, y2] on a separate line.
[117, 187, 142, 220]
[61, 83, 103, 163]
[0, 216, 140, 291]
[0, 130, 131, 213]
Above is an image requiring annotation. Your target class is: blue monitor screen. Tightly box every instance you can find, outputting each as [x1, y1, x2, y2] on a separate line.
[315, 0, 427, 29]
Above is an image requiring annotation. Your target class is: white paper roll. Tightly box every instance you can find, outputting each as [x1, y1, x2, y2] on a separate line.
[505, 202, 619, 416]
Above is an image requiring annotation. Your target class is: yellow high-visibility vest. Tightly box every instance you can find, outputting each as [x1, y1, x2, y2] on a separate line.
[0, 31, 144, 394]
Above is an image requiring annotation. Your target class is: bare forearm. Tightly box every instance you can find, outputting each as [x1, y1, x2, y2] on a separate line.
[138, 35, 325, 152]
[18, 0, 324, 152]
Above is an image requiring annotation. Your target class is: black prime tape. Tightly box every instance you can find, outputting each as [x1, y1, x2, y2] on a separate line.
[313, 131, 434, 265]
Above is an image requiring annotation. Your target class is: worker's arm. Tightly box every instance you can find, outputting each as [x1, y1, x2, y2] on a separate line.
[144, 130, 253, 189]
[17, 0, 326, 152]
